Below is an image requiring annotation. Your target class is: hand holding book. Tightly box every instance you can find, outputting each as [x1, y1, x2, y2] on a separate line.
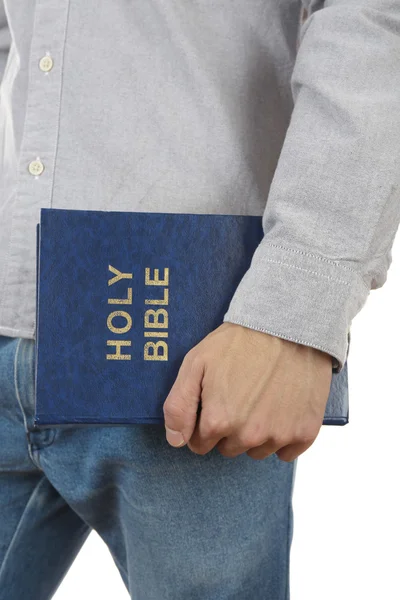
[163, 321, 333, 461]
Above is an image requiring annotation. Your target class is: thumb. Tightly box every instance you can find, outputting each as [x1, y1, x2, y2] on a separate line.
[163, 350, 204, 447]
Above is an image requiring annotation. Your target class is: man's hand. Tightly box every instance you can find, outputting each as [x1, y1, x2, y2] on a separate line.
[163, 322, 333, 461]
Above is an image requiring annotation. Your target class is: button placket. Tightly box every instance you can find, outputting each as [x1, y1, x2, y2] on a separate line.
[2, 0, 71, 331]
[27, 52, 54, 174]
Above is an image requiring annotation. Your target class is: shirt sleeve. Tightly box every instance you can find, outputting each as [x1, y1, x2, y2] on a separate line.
[223, 0, 400, 374]
[0, 2, 10, 85]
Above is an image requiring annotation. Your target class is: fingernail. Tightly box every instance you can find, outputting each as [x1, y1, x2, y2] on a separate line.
[165, 427, 186, 447]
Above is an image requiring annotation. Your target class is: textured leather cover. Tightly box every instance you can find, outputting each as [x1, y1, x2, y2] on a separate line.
[34, 208, 349, 426]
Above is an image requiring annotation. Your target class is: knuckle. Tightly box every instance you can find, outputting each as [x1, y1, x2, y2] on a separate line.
[203, 417, 230, 438]
[238, 431, 264, 448]
[238, 422, 266, 448]
[269, 426, 318, 449]
[269, 433, 290, 449]
[295, 426, 318, 446]
[299, 434, 316, 447]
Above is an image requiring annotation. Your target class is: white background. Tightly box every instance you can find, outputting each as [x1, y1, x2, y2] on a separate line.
[54, 234, 400, 600]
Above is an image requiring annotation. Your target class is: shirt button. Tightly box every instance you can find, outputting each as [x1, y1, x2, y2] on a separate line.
[28, 159, 45, 176]
[39, 55, 54, 72]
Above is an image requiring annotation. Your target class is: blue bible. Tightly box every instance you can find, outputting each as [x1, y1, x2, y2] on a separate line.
[34, 208, 349, 427]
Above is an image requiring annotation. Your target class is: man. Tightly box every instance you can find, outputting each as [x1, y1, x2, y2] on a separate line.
[0, 1, 399, 598]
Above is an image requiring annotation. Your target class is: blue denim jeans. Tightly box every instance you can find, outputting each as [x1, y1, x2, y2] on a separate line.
[0, 335, 297, 599]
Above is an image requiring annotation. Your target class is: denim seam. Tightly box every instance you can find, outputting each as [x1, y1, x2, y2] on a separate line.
[14, 338, 57, 468]
[13, 337, 38, 468]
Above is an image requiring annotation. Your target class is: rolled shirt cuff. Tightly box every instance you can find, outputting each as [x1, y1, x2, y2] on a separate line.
[223, 240, 369, 373]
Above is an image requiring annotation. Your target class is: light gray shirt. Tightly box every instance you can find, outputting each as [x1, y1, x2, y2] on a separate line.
[1, 0, 399, 373]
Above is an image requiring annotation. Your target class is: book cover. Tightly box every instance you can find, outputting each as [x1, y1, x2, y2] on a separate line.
[34, 208, 349, 426]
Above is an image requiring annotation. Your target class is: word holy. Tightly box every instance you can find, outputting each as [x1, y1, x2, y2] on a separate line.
[106, 265, 169, 361]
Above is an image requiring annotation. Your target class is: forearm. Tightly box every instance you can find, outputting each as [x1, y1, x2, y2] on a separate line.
[224, 0, 400, 372]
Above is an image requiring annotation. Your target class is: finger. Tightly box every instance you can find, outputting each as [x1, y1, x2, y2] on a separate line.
[244, 439, 283, 461]
[210, 423, 279, 459]
[186, 408, 229, 455]
[163, 351, 204, 447]
[276, 441, 313, 462]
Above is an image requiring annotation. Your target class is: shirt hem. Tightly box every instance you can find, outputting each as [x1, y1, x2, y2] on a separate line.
[0, 325, 35, 340]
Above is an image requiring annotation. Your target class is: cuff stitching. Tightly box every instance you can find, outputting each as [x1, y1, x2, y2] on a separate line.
[263, 242, 370, 292]
[264, 258, 351, 287]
